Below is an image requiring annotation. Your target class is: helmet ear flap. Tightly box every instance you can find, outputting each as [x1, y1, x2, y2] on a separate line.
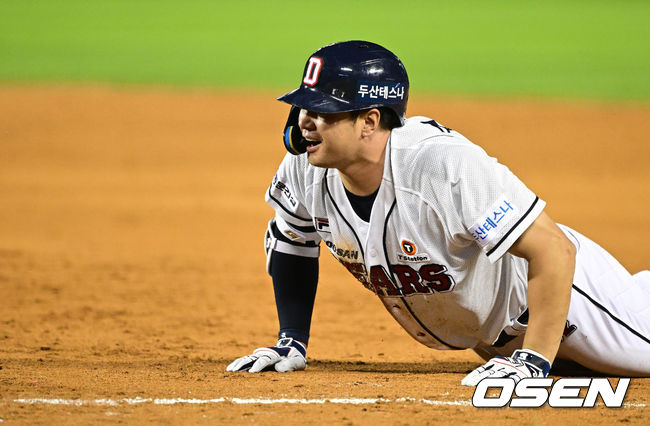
[283, 106, 308, 155]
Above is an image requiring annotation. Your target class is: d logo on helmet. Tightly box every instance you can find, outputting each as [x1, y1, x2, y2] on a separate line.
[303, 57, 322, 86]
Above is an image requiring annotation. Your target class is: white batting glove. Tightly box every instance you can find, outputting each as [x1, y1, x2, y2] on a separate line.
[461, 349, 551, 386]
[226, 337, 307, 373]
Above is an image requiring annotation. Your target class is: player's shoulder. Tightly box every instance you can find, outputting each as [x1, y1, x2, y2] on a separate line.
[391, 116, 488, 165]
[276, 151, 324, 186]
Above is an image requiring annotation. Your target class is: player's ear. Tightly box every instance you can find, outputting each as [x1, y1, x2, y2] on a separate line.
[360, 108, 381, 136]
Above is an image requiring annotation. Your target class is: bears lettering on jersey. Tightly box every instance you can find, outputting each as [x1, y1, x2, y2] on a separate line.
[338, 259, 456, 297]
[369, 265, 401, 296]
[338, 260, 371, 289]
[419, 264, 456, 292]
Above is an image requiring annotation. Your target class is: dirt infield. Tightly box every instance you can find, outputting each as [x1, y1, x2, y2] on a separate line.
[0, 86, 648, 424]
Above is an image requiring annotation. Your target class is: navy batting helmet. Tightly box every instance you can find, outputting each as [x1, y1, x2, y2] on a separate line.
[278, 40, 409, 125]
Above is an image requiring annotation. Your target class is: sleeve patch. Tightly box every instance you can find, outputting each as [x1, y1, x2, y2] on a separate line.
[275, 216, 321, 245]
[273, 175, 298, 208]
[469, 198, 517, 248]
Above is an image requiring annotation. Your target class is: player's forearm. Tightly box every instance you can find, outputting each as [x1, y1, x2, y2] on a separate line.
[522, 241, 575, 363]
[270, 250, 319, 346]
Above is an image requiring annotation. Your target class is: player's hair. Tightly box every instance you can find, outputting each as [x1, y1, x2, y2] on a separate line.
[349, 107, 402, 131]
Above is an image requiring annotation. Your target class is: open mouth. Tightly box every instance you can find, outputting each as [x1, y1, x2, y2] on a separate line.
[304, 138, 322, 147]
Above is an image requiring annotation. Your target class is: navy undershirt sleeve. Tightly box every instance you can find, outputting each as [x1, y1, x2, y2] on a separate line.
[269, 232, 319, 346]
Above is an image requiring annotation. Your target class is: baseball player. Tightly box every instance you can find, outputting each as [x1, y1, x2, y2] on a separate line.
[226, 41, 650, 384]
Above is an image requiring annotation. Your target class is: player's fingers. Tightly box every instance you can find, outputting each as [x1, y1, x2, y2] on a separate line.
[461, 367, 489, 386]
[275, 356, 307, 372]
[461, 373, 485, 386]
[249, 356, 275, 373]
[249, 351, 280, 373]
[460, 373, 478, 386]
[491, 369, 525, 382]
[226, 357, 243, 372]
[226, 355, 257, 372]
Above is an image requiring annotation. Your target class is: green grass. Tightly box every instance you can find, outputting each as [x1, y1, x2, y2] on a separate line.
[1, 0, 649, 100]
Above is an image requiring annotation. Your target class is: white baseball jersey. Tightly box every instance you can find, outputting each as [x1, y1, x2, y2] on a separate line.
[266, 116, 546, 350]
[266, 115, 650, 375]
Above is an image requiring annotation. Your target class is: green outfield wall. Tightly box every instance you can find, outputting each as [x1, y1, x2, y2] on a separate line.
[1, 0, 649, 101]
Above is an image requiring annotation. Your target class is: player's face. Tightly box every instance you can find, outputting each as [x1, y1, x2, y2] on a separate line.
[298, 109, 364, 169]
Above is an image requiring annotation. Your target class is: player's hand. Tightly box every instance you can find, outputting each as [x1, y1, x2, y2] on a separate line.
[226, 337, 307, 373]
[461, 349, 551, 386]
